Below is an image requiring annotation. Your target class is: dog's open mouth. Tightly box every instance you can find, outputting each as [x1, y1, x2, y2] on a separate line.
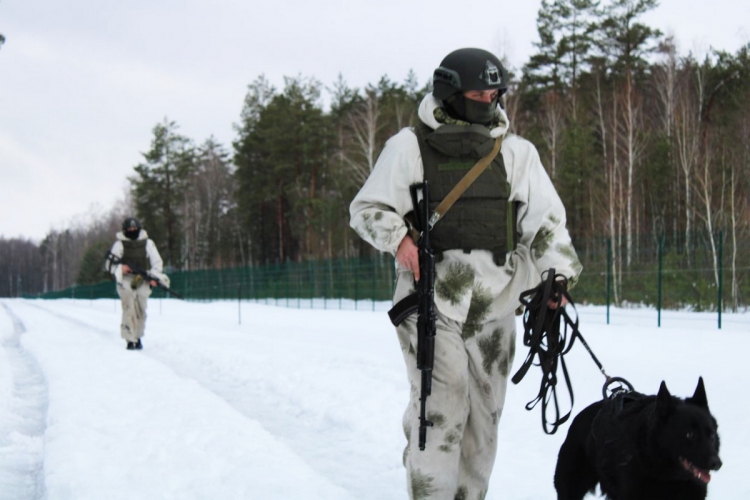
[680, 457, 711, 484]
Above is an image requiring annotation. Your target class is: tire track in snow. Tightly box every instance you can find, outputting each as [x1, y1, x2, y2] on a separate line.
[18, 301, 381, 498]
[21, 300, 113, 338]
[18, 303, 301, 442]
[0, 302, 48, 500]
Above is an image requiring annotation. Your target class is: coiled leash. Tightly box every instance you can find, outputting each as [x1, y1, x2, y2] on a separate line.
[511, 269, 633, 435]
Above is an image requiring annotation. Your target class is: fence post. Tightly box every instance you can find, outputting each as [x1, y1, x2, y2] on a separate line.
[338, 258, 343, 310]
[657, 235, 663, 328]
[250, 264, 257, 303]
[309, 260, 314, 309]
[268, 265, 272, 306]
[324, 259, 328, 310]
[355, 259, 359, 311]
[286, 263, 290, 308]
[606, 238, 611, 325]
[718, 231, 723, 330]
[372, 258, 376, 312]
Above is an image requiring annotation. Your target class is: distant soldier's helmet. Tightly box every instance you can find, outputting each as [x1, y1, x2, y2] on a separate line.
[122, 217, 142, 231]
[432, 48, 509, 101]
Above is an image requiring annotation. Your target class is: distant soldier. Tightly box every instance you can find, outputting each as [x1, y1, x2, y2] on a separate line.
[105, 217, 168, 350]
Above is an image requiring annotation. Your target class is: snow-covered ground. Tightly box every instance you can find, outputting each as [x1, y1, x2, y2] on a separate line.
[0, 297, 747, 500]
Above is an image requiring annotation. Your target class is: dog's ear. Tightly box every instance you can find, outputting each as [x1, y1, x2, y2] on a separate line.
[656, 381, 674, 419]
[687, 376, 709, 409]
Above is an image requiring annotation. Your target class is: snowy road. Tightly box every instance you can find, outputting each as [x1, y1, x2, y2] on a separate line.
[0, 303, 47, 499]
[0, 298, 747, 499]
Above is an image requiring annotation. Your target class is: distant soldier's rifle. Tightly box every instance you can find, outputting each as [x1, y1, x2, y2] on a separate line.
[106, 251, 184, 299]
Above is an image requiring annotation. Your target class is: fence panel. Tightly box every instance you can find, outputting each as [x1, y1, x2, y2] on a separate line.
[28, 235, 749, 313]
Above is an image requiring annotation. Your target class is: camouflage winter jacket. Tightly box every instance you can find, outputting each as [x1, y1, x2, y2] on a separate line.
[349, 93, 583, 324]
[107, 230, 169, 287]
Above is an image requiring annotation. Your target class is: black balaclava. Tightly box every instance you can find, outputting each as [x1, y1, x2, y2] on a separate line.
[444, 94, 498, 125]
[124, 229, 141, 240]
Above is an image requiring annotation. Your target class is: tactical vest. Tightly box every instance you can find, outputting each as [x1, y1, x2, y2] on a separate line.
[122, 238, 149, 270]
[414, 122, 519, 265]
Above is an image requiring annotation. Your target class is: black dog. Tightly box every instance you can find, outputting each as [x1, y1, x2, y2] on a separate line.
[554, 377, 722, 500]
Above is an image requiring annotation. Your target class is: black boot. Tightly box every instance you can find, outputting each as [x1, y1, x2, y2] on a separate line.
[134, 339, 143, 350]
[126, 341, 135, 350]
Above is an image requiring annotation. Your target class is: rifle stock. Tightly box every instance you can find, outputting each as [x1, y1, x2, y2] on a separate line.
[105, 251, 184, 299]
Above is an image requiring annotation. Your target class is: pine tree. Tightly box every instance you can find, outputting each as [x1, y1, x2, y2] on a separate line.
[521, 0, 601, 240]
[524, 0, 599, 94]
[130, 119, 193, 268]
[77, 239, 113, 285]
[234, 76, 335, 263]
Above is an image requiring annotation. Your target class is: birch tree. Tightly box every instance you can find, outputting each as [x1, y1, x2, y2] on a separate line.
[596, 0, 661, 265]
[182, 138, 235, 269]
[541, 90, 565, 180]
[592, 67, 621, 303]
[674, 64, 701, 257]
[341, 86, 383, 188]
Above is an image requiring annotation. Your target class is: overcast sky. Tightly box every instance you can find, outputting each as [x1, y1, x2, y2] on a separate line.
[1, 0, 748, 241]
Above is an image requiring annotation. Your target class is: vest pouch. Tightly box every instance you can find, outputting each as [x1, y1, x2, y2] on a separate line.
[122, 239, 149, 270]
[425, 124, 495, 159]
[131, 274, 144, 290]
[429, 198, 508, 263]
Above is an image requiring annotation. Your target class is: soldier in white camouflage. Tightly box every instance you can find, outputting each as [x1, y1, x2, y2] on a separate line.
[350, 48, 583, 500]
[105, 217, 169, 350]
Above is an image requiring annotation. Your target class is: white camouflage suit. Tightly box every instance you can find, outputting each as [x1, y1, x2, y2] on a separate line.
[349, 93, 583, 500]
[108, 230, 168, 343]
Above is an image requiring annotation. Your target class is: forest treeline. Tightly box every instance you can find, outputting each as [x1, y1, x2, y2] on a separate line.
[2, 0, 748, 308]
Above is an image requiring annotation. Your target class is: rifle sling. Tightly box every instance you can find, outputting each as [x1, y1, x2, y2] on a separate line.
[428, 136, 503, 229]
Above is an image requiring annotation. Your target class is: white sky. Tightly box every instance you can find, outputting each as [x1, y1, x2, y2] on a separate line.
[1, 0, 748, 241]
[1, 299, 746, 498]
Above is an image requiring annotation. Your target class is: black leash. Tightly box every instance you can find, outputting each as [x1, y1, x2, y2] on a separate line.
[511, 269, 633, 435]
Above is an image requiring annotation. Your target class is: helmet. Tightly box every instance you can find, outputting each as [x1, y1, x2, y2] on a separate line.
[433, 48, 509, 101]
[122, 217, 142, 231]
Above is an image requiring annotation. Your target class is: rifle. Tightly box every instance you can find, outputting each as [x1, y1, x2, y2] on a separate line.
[105, 251, 184, 299]
[388, 182, 436, 450]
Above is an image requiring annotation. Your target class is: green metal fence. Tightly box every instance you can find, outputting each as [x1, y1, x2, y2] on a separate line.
[571, 234, 749, 313]
[32, 254, 398, 309]
[28, 235, 749, 314]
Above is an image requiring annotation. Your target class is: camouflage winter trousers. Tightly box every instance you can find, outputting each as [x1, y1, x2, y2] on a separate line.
[116, 275, 152, 342]
[396, 308, 516, 500]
